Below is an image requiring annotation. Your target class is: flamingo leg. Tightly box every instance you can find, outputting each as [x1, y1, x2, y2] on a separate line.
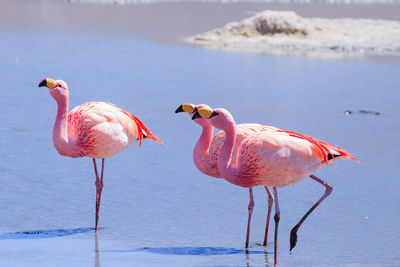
[93, 158, 105, 232]
[289, 174, 333, 252]
[245, 187, 255, 248]
[93, 159, 100, 231]
[263, 186, 274, 246]
[273, 187, 279, 266]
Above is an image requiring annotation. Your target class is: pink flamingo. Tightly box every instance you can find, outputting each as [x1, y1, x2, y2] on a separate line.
[39, 78, 163, 232]
[175, 103, 280, 247]
[193, 107, 358, 266]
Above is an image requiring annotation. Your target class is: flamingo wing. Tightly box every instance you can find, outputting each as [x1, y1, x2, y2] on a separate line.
[275, 129, 359, 164]
[68, 102, 162, 158]
[236, 130, 358, 188]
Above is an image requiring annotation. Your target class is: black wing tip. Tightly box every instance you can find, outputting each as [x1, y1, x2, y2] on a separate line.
[327, 153, 341, 161]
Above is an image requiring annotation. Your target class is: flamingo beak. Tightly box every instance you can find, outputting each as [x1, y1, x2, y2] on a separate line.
[195, 108, 219, 119]
[38, 79, 47, 87]
[175, 103, 195, 114]
[192, 111, 202, 120]
[38, 78, 57, 88]
[175, 105, 184, 113]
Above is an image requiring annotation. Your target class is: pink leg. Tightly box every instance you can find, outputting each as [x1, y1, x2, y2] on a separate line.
[263, 186, 274, 246]
[273, 187, 280, 266]
[290, 174, 333, 252]
[93, 158, 105, 232]
[245, 187, 255, 248]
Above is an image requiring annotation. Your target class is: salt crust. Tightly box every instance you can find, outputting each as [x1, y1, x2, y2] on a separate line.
[186, 10, 400, 57]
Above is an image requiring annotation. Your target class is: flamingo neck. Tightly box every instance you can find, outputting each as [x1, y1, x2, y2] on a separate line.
[53, 98, 74, 157]
[218, 122, 240, 184]
[193, 124, 214, 173]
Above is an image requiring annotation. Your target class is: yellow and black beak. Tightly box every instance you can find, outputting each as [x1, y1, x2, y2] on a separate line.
[192, 111, 202, 120]
[175, 105, 184, 113]
[175, 103, 195, 114]
[192, 108, 219, 120]
[38, 78, 57, 88]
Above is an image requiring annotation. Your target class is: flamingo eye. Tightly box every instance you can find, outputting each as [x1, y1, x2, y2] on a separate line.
[211, 111, 219, 118]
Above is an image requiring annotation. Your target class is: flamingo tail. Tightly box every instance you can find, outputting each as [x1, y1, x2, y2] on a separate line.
[322, 142, 359, 164]
[131, 114, 165, 146]
[120, 109, 164, 147]
[279, 130, 359, 165]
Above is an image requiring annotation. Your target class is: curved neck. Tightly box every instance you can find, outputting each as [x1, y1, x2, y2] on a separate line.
[193, 124, 214, 172]
[53, 98, 73, 156]
[218, 122, 240, 183]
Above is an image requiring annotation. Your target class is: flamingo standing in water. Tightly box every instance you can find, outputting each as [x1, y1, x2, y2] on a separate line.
[175, 103, 280, 246]
[39, 78, 163, 232]
[193, 106, 357, 266]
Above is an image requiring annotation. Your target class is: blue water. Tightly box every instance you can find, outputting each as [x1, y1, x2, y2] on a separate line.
[0, 28, 399, 266]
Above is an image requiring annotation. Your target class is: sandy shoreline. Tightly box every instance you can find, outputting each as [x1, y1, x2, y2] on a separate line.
[1, 0, 400, 46]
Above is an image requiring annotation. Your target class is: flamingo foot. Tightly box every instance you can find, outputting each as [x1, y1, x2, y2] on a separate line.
[256, 242, 273, 251]
[290, 225, 299, 252]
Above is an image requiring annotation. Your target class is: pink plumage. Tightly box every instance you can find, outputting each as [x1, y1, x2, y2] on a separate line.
[192, 106, 358, 266]
[176, 103, 281, 247]
[39, 78, 163, 232]
[233, 128, 357, 188]
[197, 108, 357, 189]
[206, 124, 281, 177]
[176, 104, 279, 178]
[66, 101, 163, 158]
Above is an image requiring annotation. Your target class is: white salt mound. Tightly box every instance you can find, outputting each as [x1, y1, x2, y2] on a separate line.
[186, 10, 400, 57]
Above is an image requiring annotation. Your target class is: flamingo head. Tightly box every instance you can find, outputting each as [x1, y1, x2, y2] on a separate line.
[193, 107, 235, 131]
[175, 103, 211, 127]
[39, 78, 69, 103]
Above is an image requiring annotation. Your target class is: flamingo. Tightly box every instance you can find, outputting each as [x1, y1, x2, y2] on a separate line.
[192, 106, 358, 266]
[175, 103, 280, 246]
[39, 78, 163, 232]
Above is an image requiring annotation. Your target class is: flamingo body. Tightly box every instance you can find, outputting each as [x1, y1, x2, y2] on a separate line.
[176, 104, 279, 247]
[196, 108, 356, 189]
[65, 101, 160, 158]
[193, 106, 358, 265]
[40, 78, 163, 232]
[175, 104, 279, 178]
[232, 129, 355, 188]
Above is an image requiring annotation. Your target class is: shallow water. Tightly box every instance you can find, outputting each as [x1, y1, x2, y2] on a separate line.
[0, 29, 399, 266]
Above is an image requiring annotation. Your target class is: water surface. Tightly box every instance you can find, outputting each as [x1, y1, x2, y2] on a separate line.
[0, 29, 399, 266]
